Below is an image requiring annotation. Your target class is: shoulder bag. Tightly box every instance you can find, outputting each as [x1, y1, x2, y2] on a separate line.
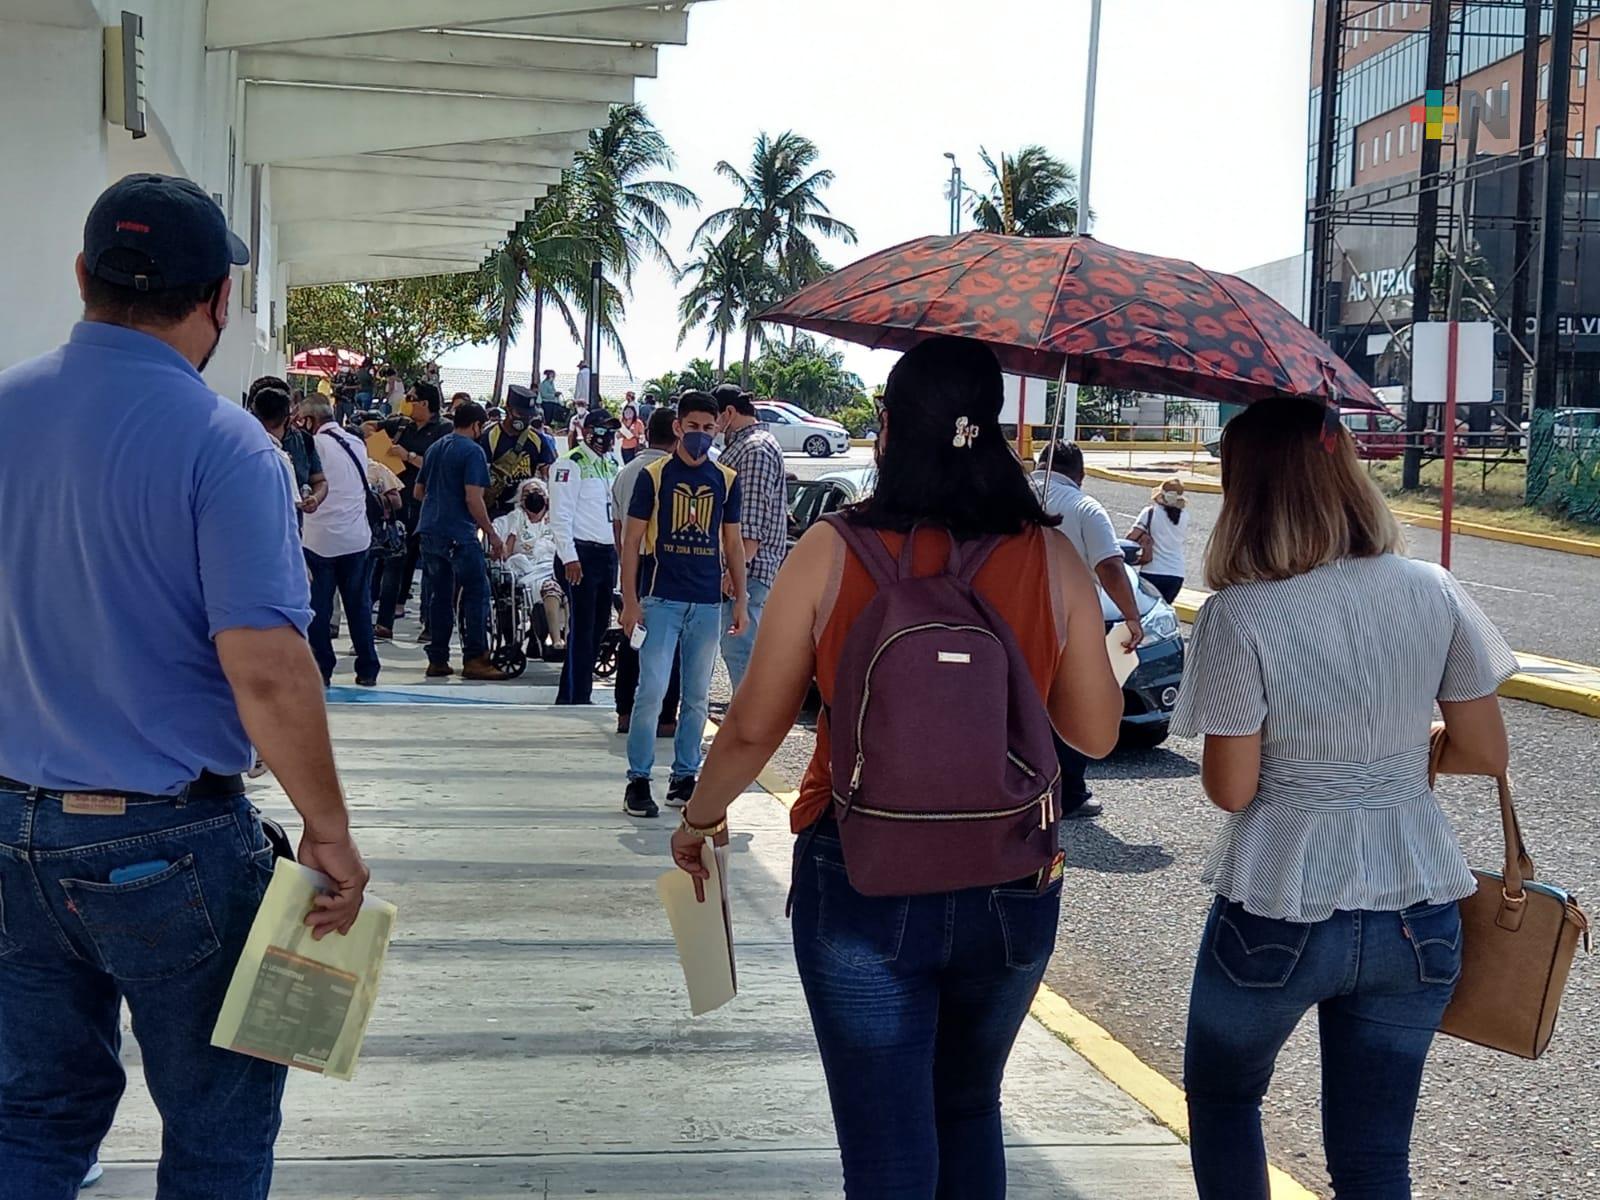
[1126, 509, 1155, 567]
[1430, 729, 1590, 1059]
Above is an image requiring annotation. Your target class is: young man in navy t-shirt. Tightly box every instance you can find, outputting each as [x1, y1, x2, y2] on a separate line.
[619, 391, 749, 818]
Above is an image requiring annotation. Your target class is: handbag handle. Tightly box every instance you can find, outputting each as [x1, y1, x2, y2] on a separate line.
[1430, 726, 1535, 898]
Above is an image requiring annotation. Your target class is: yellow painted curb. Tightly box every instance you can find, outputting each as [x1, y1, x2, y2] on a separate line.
[1030, 983, 1323, 1200]
[1174, 591, 1600, 721]
[1084, 468, 1600, 557]
[1086, 464, 1223, 495]
[1387, 508, 1600, 558]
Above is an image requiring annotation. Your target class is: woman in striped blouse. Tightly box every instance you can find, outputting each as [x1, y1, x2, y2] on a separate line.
[1171, 398, 1517, 1200]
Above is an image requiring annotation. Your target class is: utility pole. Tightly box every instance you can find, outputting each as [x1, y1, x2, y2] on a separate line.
[1308, 0, 1343, 336]
[1403, 0, 1452, 490]
[1077, 0, 1103, 239]
[586, 260, 602, 406]
[1531, 0, 1576, 502]
[1504, 0, 1543, 427]
[943, 152, 962, 236]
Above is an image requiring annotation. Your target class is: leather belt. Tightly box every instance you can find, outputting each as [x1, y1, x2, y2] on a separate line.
[0, 770, 244, 802]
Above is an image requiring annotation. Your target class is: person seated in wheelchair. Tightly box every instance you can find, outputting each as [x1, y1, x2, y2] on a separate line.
[493, 479, 567, 655]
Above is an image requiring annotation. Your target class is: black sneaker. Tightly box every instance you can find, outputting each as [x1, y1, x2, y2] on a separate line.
[624, 779, 659, 819]
[665, 776, 696, 809]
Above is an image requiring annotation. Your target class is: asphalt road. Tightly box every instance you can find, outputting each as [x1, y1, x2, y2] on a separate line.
[1040, 700, 1600, 1200]
[1082, 474, 1598, 668]
[745, 688, 1599, 1200]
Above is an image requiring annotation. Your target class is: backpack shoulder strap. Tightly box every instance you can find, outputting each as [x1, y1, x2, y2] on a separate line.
[821, 514, 899, 590]
[953, 534, 1005, 585]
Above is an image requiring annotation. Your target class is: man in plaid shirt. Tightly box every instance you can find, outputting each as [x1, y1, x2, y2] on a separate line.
[714, 384, 789, 692]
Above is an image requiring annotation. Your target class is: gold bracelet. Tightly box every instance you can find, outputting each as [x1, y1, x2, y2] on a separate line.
[680, 814, 728, 840]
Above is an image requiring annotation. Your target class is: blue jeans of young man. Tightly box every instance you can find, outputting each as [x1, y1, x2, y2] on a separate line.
[720, 577, 770, 696]
[1184, 895, 1462, 1200]
[626, 598, 721, 782]
[789, 821, 1062, 1199]
[0, 786, 286, 1200]
[305, 547, 380, 685]
[556, 541, 617, 706]
[421, 534, 489, 665]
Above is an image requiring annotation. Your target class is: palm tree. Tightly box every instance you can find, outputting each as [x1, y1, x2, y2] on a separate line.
[479, 188, 588, 400]
[968, 146, 1083, 237]
[676, 234, 749, 378]
[693, 131, 858, 297]
[561, 103, 698, 376]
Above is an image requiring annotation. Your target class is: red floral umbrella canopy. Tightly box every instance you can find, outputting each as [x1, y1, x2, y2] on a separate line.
[759, 233, 1382, 410]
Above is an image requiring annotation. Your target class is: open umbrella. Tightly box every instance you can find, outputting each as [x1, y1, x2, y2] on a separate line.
[758, 233, 1381, 411]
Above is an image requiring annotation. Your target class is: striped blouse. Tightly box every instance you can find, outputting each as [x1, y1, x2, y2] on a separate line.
[1171, 554, 1519, 923]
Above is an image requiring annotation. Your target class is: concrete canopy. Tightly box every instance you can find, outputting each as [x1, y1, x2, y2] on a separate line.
[240, 4, 706, 286]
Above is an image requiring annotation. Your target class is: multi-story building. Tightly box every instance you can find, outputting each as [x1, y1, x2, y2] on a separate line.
[1306, 0, 1600, 413]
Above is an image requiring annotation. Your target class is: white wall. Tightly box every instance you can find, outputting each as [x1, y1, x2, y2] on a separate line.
[0, 4, 283, 399]
[0, 20, 107, 371]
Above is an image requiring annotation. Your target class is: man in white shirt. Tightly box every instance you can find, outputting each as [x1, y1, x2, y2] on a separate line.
[550, 408, 621, 705]
[303, 399, 381, 687]
[1034, 442, 1144, 819]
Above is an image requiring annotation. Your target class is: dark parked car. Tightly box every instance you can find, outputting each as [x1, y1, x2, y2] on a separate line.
[788, 467, 1185, 748]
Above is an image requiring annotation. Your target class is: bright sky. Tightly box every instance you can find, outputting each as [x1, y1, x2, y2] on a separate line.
[445, 0, 1314, 391]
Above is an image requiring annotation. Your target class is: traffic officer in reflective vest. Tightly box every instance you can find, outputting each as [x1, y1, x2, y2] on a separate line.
[550, 408, 622, 704]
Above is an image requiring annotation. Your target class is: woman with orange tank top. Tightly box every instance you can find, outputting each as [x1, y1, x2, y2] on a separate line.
[669, 337, 1122, 1198]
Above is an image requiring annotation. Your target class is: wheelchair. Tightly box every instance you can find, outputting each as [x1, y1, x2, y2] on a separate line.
[481, 563, 530, 679]
[594, 593, 625, 680]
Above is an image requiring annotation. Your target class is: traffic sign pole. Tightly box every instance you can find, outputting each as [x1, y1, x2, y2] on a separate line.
[1442, 320, 1459, 571]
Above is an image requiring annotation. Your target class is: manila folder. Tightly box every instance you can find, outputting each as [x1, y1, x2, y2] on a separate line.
[658, 843, 736, 1016]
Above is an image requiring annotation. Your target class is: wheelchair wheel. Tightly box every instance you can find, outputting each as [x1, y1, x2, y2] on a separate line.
[493, 644, 528, 679]
[594, 633, 621, 680]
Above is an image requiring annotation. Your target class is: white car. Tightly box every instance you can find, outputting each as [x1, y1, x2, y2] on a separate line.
[754, 401, 851, 458]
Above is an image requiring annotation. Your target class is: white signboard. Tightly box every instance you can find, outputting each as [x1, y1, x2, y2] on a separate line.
[1411, 321, 1494, 406]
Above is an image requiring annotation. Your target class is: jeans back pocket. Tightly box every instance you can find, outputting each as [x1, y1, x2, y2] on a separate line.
[991, 884, 1063, 972]
[1399, 900, 1463, 986]
[814, 858, 909, 968]
[1211, 901, 1312, 989]
[60, 854, 221, 982]
[0, 863, 23, 961]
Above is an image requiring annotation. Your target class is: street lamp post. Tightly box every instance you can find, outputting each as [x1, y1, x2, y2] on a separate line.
[943, 151, 962, 237]
[1056, 0, 1103, 446]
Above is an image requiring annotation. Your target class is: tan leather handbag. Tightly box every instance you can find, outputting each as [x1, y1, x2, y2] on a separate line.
[1431, 733, 1590, 1059]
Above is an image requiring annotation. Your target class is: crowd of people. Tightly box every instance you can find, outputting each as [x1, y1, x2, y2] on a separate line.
[0, 174, 1528, 1200]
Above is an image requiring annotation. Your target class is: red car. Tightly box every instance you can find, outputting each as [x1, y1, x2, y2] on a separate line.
[1341, 408, 1407, 460]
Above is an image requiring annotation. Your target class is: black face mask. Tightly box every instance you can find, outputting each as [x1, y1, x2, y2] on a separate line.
[508, 418, 527, 434]
[197, 293, 226, 374]
[588, 431, 616, 456]
[524, 497, 547, 516]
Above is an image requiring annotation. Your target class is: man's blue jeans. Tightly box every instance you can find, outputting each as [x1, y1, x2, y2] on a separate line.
[720, 577, 770, 695]
[1184, 896, 1462, 1200]
[0, 786, 286, 1200]
[421, 534, 489, 665]
[627, 598, 721, 781]
[305, 547, 380, 685]
[789, 821, 1061, 1198]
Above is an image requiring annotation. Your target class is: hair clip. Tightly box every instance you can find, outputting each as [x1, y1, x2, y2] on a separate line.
[952, 417, 980, 449]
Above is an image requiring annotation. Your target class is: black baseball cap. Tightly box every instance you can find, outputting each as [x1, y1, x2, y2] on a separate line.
[582, 409, 621, 431]
[506, 384, 538, 415]
[84, 173, 250, 292]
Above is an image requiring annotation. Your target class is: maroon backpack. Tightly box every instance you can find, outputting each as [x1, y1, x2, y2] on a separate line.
[821, 515, 1062, 897]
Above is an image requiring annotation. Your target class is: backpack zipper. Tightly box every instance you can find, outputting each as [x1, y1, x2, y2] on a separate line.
[833, 774, 1062, 828]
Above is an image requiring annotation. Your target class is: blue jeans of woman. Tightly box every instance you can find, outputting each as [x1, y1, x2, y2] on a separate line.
[790, 822, 1061, 1199]
[0, 786, 285, 1200]
[1184, 896, 1462, 1200]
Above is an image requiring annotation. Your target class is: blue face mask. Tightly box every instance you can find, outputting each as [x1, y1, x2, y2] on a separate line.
[681, 431, 715, 460]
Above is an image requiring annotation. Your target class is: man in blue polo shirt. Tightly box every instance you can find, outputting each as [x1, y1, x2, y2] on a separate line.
[619, 391, 749, 818]
[0, 174, 369, 1198]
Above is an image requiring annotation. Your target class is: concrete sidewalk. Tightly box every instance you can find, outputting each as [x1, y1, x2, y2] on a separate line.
[91, 685, 1198, 1197]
